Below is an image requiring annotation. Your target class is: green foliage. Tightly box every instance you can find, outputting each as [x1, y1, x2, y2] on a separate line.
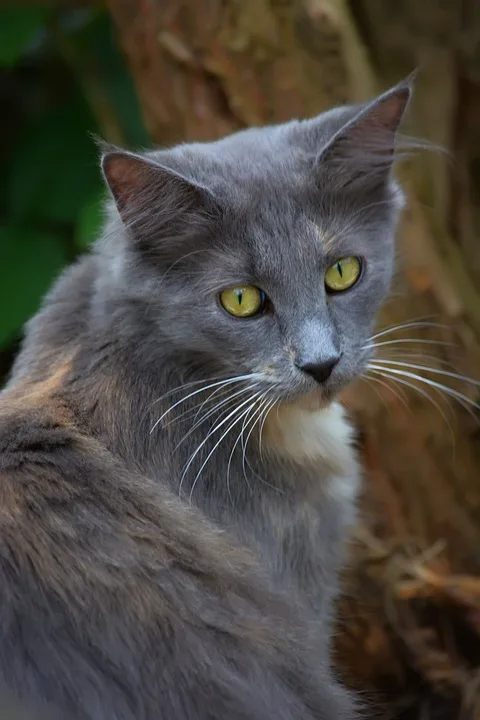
[9, 100, 102, 223]
[0, 225, 67, 348]
[0, 4, 150, 358]
[0, 6, 47, 67]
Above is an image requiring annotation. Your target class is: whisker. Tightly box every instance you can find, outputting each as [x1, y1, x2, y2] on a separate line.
[367, 368, 456, 445]
[362, 373, 411, 414]
[242, 394, 272, 476]
[372, 350, 459, 369]
[369, 320, 450, 342]
[191, 383, 235, 425]
[161, 384, 237, 430]
[157, 249, 211, 287]
[149, 374, 234, 408]
[240, 394, 282, 495]
[226, 394, 269, 503]
[187, 395, 263, 504]
[179, 390, 263, 499]
[258, 395, 278, 460]
[363, 338, 455, 350]
[359, 376, 391, 413]
[367, 364, 479, 413]
[371, 359, 480, 387]
[150, 374, 260, 433]
[172, 383, 260, 452]
[165, 381, 252, 430]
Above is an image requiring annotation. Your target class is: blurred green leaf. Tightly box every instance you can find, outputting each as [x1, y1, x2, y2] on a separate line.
[9, 99, 103, 224]
[0, 225, 67, 348]
[0, 6, 148, 366]
[75, 191, 105, 249]
[0, 7, 47, 67]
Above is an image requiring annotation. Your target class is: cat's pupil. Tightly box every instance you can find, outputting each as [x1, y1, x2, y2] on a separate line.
[336, 262, 343, 278]
[236, 289, 243, 305]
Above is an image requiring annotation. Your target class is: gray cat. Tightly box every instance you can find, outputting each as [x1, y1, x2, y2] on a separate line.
[0, 78, 412, 719]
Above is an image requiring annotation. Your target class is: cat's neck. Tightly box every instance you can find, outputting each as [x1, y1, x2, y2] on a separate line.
[262, 399, 356, 479]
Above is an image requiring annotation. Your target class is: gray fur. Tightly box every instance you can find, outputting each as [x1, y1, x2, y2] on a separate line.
[0, 80, 412, 719]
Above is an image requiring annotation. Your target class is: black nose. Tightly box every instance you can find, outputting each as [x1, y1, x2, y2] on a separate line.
[297, 355, 340, 384]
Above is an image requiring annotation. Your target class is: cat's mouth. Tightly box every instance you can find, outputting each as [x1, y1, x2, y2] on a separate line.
[268, 381, 334, 411]
[283, 387, 330, 411]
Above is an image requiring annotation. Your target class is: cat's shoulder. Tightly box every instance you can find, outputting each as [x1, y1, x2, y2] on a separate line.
[0, 360, 75, 460]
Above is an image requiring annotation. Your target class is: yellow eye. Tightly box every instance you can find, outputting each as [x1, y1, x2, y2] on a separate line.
[219, 286, 266, 317]
[324, 256, 362, 293]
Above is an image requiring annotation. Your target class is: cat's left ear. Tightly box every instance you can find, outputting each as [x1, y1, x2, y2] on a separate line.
[318, 75, 415, 188]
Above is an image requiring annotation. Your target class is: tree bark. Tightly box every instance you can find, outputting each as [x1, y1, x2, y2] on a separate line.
[106, 1, 480, 716]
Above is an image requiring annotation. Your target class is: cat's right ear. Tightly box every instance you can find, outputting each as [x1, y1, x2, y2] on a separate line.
[100, 150, 220, 261]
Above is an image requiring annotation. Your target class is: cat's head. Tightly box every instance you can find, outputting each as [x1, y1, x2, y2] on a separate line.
[101, 79, 413, 404]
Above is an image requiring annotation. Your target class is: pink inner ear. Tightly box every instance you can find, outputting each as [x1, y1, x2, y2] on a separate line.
[362, 87, 411, 135]
[325, 85, 412, 167]
[102, 153, 153, 209]
[348, 87, 411, 146]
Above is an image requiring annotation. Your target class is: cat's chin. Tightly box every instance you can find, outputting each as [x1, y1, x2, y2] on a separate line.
[277, 387, 331, 413]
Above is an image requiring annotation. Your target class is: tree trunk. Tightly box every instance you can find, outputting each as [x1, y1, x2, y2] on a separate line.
[106, 1, 480, 716]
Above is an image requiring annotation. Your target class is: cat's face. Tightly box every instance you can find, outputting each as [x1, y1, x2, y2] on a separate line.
[102, 81, 411, 404]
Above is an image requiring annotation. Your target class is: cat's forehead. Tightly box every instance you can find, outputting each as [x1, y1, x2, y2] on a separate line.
[160, 123, 304, 191]
[163, 130, 363, 256]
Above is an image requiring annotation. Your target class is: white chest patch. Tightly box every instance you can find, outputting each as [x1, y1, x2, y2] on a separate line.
[262, 400, 358, 499]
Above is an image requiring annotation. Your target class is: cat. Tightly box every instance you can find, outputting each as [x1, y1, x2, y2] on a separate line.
[0, 77, 412, 719]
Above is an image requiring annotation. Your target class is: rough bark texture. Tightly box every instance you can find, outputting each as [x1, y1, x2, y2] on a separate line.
[105, 1, 480, 717]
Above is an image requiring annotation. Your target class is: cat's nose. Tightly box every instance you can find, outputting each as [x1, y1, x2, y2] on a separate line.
[296, 354, 341, 384]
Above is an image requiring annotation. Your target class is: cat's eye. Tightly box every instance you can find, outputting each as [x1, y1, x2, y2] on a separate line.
[219, 286, 266, 317]
[324, 256, 362, 293]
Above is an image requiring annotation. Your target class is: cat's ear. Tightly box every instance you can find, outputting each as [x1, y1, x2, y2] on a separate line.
[100, 149, 220, 260]
[101, 149, 209, 226]
[318, 76, 415, 188]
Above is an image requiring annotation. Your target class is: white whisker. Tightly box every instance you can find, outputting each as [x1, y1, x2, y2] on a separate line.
[150, 374, 260, 434]
[225, 395, 267, 503]
[161, 384, 236, 430]
[371, 359, 480, 387]
[363, 338, 455, 350]
[173, 383, 260, 451]
[367, 368, 456, 446]
[191, 384, 235, 425]
[359, 376, 391, 412]
[187, 395, 263, 504]
[369, 320, 449, 342]
[179, 390, 263, 499]
[240, 394, 282, 495]
[241, 394, 271, 478]
[362, 373, 411, 413]
[258, 395, 278, 460]
[367, 364, 479, 413]
[373, 350, 458, 369]
[149, 374, 234, 408]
